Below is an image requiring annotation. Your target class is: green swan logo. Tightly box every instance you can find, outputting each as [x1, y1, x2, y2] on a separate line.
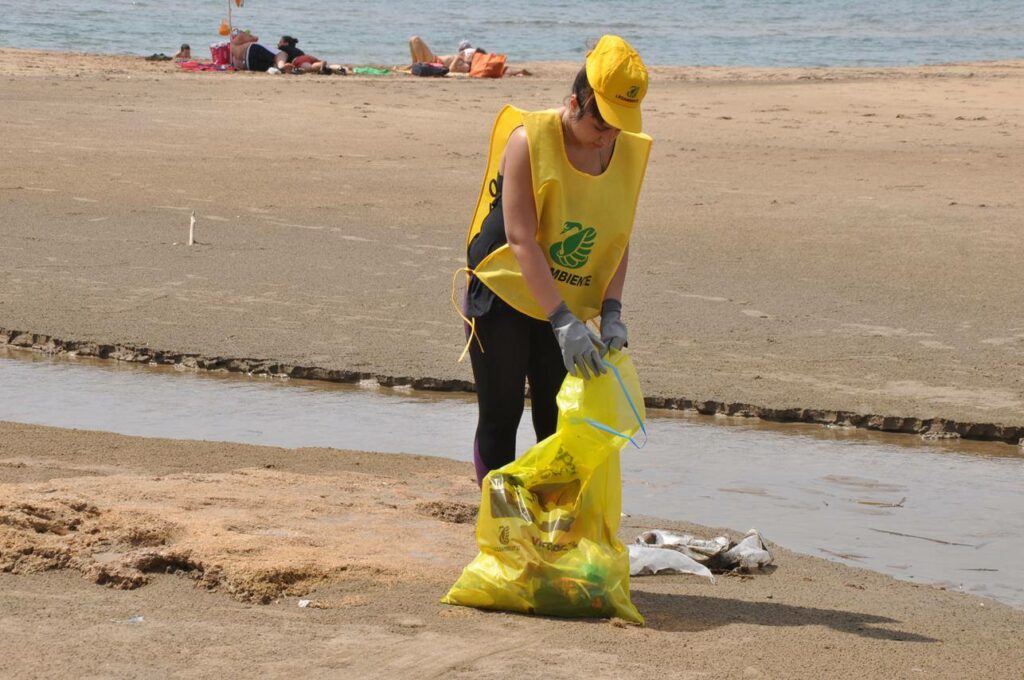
[550, 221, 597, 269]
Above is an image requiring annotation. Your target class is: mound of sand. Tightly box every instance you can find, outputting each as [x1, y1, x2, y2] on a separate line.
[1, 467, 474, 603]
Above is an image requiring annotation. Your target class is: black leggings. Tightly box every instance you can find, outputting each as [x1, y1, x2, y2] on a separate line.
[469, 301, 566, 484]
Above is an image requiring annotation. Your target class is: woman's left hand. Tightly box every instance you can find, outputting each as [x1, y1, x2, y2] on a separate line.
[600, 299, 628, 352]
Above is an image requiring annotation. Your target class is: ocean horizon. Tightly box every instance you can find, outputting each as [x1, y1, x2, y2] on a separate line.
[0, 0, 1022, 68]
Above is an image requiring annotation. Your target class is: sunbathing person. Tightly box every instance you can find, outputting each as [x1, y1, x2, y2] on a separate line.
[276, 36, 343, 75]
[408, 36, 480, 73]
[229, 30, 288, 72]
[408, 36, 530, 76]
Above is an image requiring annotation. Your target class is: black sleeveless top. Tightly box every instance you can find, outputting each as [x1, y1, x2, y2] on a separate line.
[465, 174, 510, 318]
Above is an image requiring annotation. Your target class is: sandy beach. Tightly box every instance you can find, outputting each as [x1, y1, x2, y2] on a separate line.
[2, 48, 1024, 677]
[1, 49, 1022, 432]
[2, 421, 1023, 678]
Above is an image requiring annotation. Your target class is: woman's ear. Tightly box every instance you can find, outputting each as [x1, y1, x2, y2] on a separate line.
[568, 94, 579, 115]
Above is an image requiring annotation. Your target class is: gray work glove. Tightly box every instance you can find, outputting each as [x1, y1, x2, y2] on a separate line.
[600, 298, 628, 352]
[548, 302, 606, 380]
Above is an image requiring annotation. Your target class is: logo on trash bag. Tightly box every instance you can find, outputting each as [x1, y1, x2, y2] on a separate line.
[550, 221, 597, 270]
[498, 525, 510, 545]
[538, 446, 577, 480]
[531, 536, 576, 553]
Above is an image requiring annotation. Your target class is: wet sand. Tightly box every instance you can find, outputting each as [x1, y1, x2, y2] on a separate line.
[4, 345, 1024, 607]
[1, 49, 1022, 431]
[2, 421, 1023, 678]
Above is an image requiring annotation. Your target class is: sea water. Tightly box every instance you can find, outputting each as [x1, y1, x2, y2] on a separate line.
[0, 0, 1021, 67]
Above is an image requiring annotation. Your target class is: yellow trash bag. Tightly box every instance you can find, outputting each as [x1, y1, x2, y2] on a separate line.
[442, 350, 647, 624]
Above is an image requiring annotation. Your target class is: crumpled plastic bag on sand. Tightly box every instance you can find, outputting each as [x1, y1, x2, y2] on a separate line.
[632, 528, 773, 574]
[628, 544, 714, 580]
[720, 529, 774, 571]
[637, 529, 730, 563]
[442, 350, 646, 624]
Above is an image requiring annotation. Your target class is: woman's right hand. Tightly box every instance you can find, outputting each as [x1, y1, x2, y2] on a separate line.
[548, 302, 606, 379]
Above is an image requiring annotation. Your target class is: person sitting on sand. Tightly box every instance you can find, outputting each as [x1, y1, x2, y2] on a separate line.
[408, 36, 530, 76]
[276, 35, 343, 75]
[409, 36, 480, 73]
[229, 29, 288, 72]
[174, 43, 191, 61]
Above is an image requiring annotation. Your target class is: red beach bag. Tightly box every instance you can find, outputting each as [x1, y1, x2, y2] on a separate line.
[210, 42, 231, 66]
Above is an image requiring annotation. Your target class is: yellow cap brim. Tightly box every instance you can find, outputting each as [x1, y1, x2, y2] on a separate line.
[593, 90, 642, 134]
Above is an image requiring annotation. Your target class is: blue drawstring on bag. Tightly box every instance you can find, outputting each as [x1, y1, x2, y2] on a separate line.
[579, 358, 648, 449]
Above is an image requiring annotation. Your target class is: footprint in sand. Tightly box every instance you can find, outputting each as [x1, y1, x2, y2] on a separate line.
[669, 291, 773, 319]
[981, 335, 1024, 346]
[919, 340, 955, 350]
[840, 323, 931, 338]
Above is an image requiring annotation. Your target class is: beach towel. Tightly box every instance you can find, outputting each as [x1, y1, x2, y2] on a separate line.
[351, 66, 390, 76]
[178, 61, 235, 72]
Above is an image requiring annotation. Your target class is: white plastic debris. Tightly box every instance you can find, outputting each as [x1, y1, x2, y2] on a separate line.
[720, 529, 774, 572]
[297, 599, 311, 608]
[628, 544, 715, 581]
[637, 530, 730, 562]
[633, 528, 774, 574]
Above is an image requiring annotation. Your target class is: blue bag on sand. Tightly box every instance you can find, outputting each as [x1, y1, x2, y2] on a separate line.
[411, 62, 449, 77]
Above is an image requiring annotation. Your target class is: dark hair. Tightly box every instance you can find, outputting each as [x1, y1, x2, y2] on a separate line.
[570, 66, 606, 125]
[280, 35, 298, 47]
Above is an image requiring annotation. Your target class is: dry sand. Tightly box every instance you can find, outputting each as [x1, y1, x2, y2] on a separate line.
[2, 49, 1024, 678]
[2, 421, 1023, 679]
[1, 49, 1022, 431]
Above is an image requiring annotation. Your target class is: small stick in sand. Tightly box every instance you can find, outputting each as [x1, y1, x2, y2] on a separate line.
[189, 210, 196, 246]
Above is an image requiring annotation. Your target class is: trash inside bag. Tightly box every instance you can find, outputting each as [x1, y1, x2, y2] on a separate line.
[628, 544, 715, 580]
[442, 350, 646, 624]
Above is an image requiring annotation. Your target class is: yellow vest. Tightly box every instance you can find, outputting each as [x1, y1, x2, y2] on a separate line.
[466, 106, 652, 321]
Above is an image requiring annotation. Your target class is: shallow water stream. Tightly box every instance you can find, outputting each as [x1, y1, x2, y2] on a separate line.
[1, 347, 1021, 607]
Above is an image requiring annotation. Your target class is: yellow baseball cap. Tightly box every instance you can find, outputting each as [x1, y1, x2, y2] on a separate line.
[585, 35, 648, 134]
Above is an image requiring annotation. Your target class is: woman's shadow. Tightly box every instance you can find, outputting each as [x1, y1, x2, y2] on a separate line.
[633, 588, 938, 642]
